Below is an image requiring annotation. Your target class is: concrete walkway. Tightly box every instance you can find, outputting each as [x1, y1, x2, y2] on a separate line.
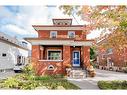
[68, 79, 99, 89]
[67, 69, 127, 89]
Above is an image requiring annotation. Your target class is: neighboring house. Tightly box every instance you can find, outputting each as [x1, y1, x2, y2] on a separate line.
[96, 36, 127, 71]
[25, 18, 93, 75]
[0, 32, 29, 71]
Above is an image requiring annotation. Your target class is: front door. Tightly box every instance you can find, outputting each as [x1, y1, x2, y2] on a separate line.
[72, 51, 80, 67]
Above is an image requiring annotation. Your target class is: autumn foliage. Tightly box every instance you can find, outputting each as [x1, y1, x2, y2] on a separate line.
[60, 5, 127, 53]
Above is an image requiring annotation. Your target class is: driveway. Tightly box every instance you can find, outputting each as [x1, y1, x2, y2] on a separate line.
[68, 69, 127, 89]
[0, 70, 16, 80]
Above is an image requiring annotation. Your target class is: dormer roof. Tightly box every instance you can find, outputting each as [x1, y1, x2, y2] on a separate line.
[52, 18, 72, 26]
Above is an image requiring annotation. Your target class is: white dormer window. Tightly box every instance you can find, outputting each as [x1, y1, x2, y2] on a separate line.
[68, 31, 75, 38]
[50, 31, 57, 38]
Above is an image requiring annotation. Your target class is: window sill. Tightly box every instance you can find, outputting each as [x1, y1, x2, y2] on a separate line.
[38, 60, 63, 62]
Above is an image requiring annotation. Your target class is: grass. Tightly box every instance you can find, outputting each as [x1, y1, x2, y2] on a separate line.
[34, 75, 79, 89]
[98, 80, 127, 89]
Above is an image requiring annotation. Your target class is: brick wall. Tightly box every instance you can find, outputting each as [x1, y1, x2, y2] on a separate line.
[36, 61, 63, 75]
[83, 46, 90, 68]
[63, 46, 71, 74]
[38, 30, 85, 40]
[32, 45, 40, 61]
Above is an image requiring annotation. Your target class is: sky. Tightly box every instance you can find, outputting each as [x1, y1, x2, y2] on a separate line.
[0, 6, 101, 39]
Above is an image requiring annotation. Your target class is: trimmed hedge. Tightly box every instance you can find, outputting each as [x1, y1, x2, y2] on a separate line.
[98, 80, 127, 89]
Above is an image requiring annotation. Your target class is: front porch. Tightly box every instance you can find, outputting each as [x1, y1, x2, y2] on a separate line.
[32, 45, 91, 75]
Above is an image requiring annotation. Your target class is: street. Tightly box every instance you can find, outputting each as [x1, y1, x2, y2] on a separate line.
[68, 69, 127, 89]
[0, 70, 16, 80]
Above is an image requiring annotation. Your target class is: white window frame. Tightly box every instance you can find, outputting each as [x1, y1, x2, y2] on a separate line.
[107, 48, 113, 54]
[68, 31, 75, 38]
[47, 50, 62, 60]
[50, 31, 57, 38]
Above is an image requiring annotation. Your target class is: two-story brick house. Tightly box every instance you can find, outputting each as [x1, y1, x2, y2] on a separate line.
[96, 36, 127, 71]
[25, 19, 93, 75]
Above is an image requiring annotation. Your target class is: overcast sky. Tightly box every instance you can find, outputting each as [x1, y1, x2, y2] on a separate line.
[0, 6, 101, 39]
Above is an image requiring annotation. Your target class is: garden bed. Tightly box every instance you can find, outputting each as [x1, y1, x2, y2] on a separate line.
[98, 80, 127, 89]
[0, 74, 80, 90]
[0, 70, 79, 90]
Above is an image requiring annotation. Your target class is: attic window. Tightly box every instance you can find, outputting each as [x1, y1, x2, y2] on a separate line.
[47, 65, 54, 70]
[57, 23, 60, 25]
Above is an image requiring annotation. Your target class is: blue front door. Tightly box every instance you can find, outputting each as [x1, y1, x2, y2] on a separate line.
[72, 51, 80, 67]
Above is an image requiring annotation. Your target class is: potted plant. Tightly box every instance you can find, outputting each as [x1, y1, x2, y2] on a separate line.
[65, 64, 72, 76]
[65, 64, 72, 70]
[87, 65, 96, 77]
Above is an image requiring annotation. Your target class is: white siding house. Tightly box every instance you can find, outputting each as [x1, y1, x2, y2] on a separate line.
[0, 32, 29, 70]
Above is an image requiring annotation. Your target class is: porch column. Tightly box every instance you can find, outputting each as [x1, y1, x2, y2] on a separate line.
[83, 46, 90, 69]
[32, 45, 41, 61]
[40, 46, 44, 60]
[63, 46, 71, 73]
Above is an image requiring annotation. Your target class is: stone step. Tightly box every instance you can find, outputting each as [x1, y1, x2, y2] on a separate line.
[69, 70, 86, 79]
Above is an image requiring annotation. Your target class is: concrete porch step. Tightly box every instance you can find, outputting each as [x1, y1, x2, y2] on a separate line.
[69, 70, 86, 79]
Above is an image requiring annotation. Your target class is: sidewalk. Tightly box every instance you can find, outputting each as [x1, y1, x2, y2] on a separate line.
[68, 78, 100, 90]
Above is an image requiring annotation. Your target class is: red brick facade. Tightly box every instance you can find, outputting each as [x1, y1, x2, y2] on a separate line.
[26, 19, 93, 75]
[96, 38, 127, 70]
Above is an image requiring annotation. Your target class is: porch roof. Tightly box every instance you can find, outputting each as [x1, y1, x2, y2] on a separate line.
[25, 38, 93, 46]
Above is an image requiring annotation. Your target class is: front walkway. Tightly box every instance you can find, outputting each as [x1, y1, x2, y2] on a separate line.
[68, 79, 99, 89]
[67, 69, 127, 89]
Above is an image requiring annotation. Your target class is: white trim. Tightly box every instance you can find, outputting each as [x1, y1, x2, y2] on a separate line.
[68, 31, 75, 38]
[72, 50, 80, 67]
[34, 26, 84, 31]
[47, 49, 62, 60]
[27, 40, 93, 46]
[38, 60, 63, 62]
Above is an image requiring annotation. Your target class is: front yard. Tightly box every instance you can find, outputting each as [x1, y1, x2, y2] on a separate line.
[0, 65, 79, 90]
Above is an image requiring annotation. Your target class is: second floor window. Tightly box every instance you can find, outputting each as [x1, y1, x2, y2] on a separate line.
[50, 31, 57, 38]
[106, 48, 113, 54]
[68, 31, 75, 38]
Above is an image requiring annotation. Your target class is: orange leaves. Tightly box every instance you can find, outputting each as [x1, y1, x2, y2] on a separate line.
[98, 6, 109, 10]
[82, 6, 92, 15]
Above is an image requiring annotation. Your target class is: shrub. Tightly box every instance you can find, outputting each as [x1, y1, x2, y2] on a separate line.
[123, 67, 127, 73]
[98, 80, 127, 89]
[19, 81, 39, 90]
[2, 77, 20, 89]
[22, 64, 35, 75]
[34, 75, 53, 81]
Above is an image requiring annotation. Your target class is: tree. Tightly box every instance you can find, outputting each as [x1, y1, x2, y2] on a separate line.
[90, 47, 96, 60]
[59, 5, 127, 53]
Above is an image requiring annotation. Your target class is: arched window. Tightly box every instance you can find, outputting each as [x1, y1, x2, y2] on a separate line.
[47, 65, 54, 70]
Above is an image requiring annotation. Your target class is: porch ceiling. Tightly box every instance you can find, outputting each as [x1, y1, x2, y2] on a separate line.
[26, 39, 93, 46]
